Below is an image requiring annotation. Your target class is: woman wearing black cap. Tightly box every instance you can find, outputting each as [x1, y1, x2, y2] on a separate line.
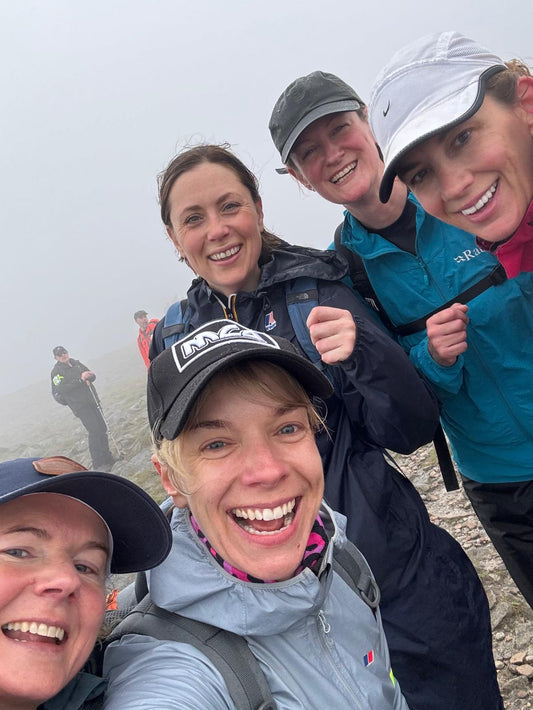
[104, 320, 409, 709]
[269, 70, 505, 708]
[0, 456, 171, 710]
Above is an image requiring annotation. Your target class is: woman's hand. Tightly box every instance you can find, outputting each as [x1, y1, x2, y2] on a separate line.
[307, 306, 356, 364]
[426, 303, 469, 366]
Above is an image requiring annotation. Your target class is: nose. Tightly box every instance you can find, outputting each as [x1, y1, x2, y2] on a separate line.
[33, 559, 83, 598]
[240, 439, 288, 488]
[324, 140, 344, 167]
[438, 163, 473, 202]
[206, 212, 230, 241]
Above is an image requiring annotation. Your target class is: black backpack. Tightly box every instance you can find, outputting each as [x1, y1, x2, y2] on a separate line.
[83, 541, 380, 710]
[333, 221, 507, 492]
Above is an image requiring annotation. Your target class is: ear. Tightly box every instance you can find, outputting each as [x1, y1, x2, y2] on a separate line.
[151, 454, 189, 508]
[287, 166, 314, 191]
[255, 196, 265, 231]
[516, 76, 533, 132]
[166, 224, 183, 255]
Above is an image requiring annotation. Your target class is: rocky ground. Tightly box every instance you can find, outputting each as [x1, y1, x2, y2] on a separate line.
[1, 344, 532, 707]
[395, 446, 533, 708]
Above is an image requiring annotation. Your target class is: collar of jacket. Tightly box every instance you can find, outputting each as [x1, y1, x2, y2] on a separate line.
[147, 502, 346, 637]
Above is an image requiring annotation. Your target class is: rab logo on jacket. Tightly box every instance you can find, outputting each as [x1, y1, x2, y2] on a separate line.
[264, 311, 277, 332]
[171, 320, 279, 372]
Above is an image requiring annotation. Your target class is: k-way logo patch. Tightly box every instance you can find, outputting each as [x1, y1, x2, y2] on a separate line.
[171, 319, 280, 372]
[264, 311, 277, 331]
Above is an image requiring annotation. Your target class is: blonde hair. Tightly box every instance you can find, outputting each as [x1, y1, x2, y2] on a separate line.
[153, 360, 325, 494]
[485, 59, 532, 105]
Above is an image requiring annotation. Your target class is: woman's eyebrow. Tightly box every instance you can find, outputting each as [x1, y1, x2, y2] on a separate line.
[2, 525, 50, 539]
[1, 526, 109, 555]
[189, 419, 227, 432]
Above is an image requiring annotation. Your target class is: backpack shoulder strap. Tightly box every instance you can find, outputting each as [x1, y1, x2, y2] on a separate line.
[334, 222, 398, 332]
[106, 596, 276, 710]
[332, 541, 380, 611]
[162, 299, 191, 349]
[285, 277, 323, 369]
[394, 263, 507, 336]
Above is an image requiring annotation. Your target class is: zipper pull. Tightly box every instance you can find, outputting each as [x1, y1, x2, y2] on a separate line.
[318, 610, 331, 634]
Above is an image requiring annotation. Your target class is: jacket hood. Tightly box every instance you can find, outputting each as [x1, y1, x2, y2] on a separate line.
[258, 245, 348, 290]
[148, 503, 347, 637]
[186, 245, 348, 302]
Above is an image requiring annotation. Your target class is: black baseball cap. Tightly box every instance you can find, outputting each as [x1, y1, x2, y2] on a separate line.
[269, 71, 365, 164]
[53, 346, 68, 356]
[148, 319, 333, 442]
[0, 457, 172, 574]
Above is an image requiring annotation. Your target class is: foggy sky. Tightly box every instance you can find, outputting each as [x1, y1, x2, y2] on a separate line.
[1, 0, 531, 395]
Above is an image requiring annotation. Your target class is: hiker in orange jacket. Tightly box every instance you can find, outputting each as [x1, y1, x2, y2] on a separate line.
[134, 310, 159, 368]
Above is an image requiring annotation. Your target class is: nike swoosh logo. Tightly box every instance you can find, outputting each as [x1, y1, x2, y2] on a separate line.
[383, 100, 391, 117]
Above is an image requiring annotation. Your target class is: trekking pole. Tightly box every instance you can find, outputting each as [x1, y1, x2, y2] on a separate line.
[86, 382, 124, 459]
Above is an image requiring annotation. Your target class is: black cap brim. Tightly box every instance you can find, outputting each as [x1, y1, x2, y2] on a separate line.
[155, 344, 333, 442]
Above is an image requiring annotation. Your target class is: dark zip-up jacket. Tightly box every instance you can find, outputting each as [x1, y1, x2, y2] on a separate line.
[151, 246, 440, 590]
[51, 359, 98, 415]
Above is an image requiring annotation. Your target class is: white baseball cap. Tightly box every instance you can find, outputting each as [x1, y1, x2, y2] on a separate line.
[369, 31, 507, 202]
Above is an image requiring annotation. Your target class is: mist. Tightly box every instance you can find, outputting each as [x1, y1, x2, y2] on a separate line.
[1, 0, 530, 395]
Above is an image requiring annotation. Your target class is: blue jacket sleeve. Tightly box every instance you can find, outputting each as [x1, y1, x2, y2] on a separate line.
[320, 282, 440, 453]
[103, 635, 235, 709]
[408, 337, 466, 398]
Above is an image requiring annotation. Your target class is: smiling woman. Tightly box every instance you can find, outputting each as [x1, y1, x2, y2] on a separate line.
[102, 320, 409, 709]
[370, 31, 533, 278]
[0, 456, 172, 710]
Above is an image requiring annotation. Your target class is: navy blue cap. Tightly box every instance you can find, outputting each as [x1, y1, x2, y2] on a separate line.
[0, 457, 172, 574]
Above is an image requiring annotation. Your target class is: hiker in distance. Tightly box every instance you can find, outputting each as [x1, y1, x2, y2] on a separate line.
[103, 320, 409, 709]
[368, 31, 533, 610]
[134, 310, 159, 368]
[148, 143, 501, 709]
[51, 346, 116, 471]
[0, 455, 171, 710]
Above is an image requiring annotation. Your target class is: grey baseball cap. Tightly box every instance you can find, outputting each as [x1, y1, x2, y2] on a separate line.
[269, 71, 365, 164]
[369, 31, 507, 202]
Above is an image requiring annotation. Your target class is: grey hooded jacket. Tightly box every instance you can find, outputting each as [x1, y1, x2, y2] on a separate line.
[103, 503, 408, 710]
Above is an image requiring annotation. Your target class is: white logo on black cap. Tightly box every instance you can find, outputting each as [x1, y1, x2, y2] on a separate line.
[172, 321, 279, 373]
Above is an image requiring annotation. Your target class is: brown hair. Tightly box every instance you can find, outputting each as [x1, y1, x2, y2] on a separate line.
[158, 143, 281, 251]
[485, 59, 532, 105]
[154, 360, 325, 494]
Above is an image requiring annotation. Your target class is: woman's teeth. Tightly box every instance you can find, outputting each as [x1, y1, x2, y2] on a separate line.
[461, 181, 497, 216]
[331, 162, 357, 184]
[210, 246, 240, 261]
[232, 499, 295, 521]
[231, 499, 296, 535]
[2, 621, 65, 642]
